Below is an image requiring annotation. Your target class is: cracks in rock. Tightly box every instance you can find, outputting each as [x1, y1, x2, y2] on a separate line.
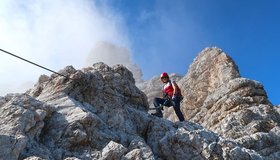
[208, 135, 221, 160]
[142, 119, 153, 143]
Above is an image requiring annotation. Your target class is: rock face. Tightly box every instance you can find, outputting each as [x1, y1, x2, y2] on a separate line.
[164, 47, 280, 158]
[178, 47, 241, 120]
[0, 61, 266, 160]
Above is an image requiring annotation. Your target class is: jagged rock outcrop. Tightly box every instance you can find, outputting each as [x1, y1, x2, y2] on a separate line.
[163, 47, 280, 158]
[0, 94, 54, 160]
[0, 62, 264, 159]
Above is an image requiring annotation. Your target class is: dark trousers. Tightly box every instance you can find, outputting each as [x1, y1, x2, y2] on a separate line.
[153, 97, 185, 121]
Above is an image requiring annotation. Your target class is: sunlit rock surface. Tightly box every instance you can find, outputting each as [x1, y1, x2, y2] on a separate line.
[1, 48, 279, 159]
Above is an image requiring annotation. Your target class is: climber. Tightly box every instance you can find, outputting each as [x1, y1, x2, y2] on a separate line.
[151, 72, 185, 121]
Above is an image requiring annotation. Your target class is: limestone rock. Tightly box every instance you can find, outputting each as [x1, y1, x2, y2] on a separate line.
[0, 61, 265, 159]
[164, 47, 280, 158]
[137, 47, 280, 158]
[178, 47, 241, 120]
[0, 94, 54, 160]
[123, 137, 154, 159]
[101, 141, 127, 160]
[23, 156, 45, 160]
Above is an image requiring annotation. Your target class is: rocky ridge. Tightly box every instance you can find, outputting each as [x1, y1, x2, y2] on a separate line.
[142, 47, 280, 159]
[0, 58, 269, 159]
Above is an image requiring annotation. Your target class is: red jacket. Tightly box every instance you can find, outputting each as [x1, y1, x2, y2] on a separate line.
[162, 80, 182, 98]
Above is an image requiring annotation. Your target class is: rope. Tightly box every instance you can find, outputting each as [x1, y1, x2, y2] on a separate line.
[0, 48, 72, 80]
[0, 48, 145, 106]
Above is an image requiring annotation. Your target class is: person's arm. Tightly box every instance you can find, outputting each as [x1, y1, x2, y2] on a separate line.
[172, 81, 179, 96]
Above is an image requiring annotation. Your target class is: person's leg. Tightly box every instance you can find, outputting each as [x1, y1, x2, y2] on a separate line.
[172, 97, 185, 121]
[152, 97, 165, 117]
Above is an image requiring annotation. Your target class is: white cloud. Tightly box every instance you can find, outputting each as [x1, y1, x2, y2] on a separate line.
[86, 41, 143, 82]
[0, 0, 141, 95]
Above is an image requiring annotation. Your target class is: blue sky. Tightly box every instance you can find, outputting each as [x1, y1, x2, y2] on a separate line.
[0, 0, 279, 105]
[103, 0, 280, 105]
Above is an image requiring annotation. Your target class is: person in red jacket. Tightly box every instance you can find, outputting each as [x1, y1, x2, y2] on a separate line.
[152, 72, 185, 121]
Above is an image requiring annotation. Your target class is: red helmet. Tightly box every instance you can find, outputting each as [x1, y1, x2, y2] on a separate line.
[160, 72, 169, 79]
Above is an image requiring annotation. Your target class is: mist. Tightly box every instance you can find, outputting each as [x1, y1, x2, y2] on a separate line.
[86, 42, 143, 82]
[0, 0, 142, 95]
